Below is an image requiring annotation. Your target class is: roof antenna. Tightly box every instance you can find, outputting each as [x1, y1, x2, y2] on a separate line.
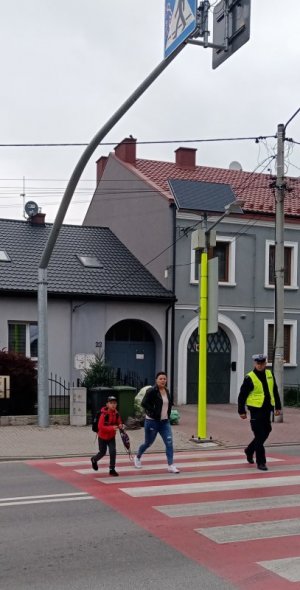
[21, 176, 26, 218]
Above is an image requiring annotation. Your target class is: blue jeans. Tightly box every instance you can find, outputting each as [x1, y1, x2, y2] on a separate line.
[137, 419, 174, 465]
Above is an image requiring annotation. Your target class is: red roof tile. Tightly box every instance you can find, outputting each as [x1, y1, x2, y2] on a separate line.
[123, 157, 300, 218]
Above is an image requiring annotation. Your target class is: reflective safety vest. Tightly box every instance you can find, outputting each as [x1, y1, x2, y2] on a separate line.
[246, 370, 275, 407]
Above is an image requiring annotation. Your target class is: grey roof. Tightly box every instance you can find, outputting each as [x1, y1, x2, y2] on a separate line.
[0, 219, 174, 301]
[168, 179, 236, 214]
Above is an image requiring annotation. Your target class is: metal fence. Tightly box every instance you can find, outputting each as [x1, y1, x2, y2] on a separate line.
[48, 373, 71, 414]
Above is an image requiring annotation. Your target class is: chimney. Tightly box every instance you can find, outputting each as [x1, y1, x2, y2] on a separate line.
[96, 156, 108, 183]
[175, 147, 197, 168]
[29, 211, 46, 225]
[114, 136, 136, 164]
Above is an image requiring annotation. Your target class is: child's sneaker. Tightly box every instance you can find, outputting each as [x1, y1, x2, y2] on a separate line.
[134, 456, 142, 469]
[168, 464, 180, 474]
[109, 468, 119, 477]
[91, 457, 98, 471]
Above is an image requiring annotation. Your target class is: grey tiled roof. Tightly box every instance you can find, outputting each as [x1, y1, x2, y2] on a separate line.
[0, 219, 174, 301]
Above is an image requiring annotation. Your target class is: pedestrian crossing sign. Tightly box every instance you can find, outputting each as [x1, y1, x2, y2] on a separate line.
[164, 0, 197, 59]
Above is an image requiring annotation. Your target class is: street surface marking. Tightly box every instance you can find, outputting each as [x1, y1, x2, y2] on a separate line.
[121, 474, 300, 497]
[0, 491, 93, 508]
[76, 456, 282, 475]
[196, 518, 300, 543]
[57, 450, 244, 467]
[258, 557, 300, 582]
[99, 463, 299, 485]
[155, 493, 300, 517]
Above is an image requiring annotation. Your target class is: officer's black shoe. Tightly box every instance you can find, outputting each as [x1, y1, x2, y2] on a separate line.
[109, 469, 119, 477]
[257, 464, 268, 471]
[244, 449, 254, 464]
[91, 457, 98, 471]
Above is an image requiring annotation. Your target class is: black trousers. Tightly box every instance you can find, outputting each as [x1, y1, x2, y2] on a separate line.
[246, 409, 272, 465]
[92, 437, 116, 469]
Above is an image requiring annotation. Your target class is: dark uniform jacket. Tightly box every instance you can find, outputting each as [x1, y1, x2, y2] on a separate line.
[238, 368, 282, 416]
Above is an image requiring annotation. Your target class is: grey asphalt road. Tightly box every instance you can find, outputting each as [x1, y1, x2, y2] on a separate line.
[0, 462, 235, 590]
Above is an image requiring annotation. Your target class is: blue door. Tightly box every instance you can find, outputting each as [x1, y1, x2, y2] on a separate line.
[105, 320, 155, 389]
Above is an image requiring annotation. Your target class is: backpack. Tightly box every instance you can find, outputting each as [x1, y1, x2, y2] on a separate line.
[91, 411, 101, 433]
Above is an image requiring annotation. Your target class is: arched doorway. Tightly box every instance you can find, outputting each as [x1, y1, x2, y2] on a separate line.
[105, 320, 155, 389]
[187, 327, 231, 403]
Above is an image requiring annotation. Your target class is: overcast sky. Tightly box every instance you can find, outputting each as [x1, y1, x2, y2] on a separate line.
[1, 0, 300, 224]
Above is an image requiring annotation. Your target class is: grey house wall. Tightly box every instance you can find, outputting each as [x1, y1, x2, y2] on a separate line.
[84, 157, 173, 289]
[0, 296, 167, 388]
[174, 214, 300, 403]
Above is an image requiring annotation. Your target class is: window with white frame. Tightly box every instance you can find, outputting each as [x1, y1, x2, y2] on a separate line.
[265, 240, 298, 288]
[264, 319, 297, 366]
[191, 236, 236, 285]
[8, 322, 38, 359]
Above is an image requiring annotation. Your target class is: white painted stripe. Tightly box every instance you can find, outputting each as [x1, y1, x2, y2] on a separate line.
[57, 450, 244, 467]
[120, 474, 300, 497]
[155, 493, 300, 517]
[195, 518, 300, 544]
[0, 496, 94, 508]
[258, 557, 300, 582]
[99, 464, 300, 485]
[76, 456, 282, 475]
[0, 492, 88, 502]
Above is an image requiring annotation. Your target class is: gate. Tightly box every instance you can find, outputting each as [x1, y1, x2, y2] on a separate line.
[187, 327, 231, 404]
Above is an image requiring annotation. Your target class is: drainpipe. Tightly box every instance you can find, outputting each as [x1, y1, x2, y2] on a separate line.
[170, 202, 177, 404]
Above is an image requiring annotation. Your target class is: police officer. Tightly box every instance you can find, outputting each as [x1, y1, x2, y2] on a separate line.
[238, 354, 281, 471]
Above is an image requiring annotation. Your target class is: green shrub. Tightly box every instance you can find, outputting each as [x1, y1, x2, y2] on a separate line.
[82, 353, 115, 388]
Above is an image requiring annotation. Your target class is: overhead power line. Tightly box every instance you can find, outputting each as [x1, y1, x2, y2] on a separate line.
[0, 135, 276, 148]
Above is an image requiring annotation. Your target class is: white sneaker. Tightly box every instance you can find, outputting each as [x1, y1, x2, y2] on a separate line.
[168, 464, 180, 474]
[134, 456, 142, 469]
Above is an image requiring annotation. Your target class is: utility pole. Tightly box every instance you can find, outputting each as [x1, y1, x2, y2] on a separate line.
[273, 123, 285, 421]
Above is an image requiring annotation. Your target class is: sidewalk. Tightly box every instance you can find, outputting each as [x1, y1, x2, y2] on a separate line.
[0, 404, 300, 461]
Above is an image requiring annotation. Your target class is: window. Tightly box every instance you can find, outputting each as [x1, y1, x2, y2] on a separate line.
[264, 319, 297, 366]
[77, 255, 103, 268]
[265, 240, 298, 288]
[8, 322, 38, 359]
[0, 250, 11, 262]
[191, 236, 236, 285]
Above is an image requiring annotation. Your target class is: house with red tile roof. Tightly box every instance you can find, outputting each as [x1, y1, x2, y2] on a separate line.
[83, 137, 300, 405]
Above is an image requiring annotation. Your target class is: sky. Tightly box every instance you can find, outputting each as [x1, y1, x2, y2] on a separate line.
[1, 0, 300, 225]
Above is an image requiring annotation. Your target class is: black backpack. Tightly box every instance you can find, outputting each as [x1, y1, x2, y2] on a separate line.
[91, 411, 101, 433]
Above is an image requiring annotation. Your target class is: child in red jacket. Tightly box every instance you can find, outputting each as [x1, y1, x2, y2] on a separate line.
[91, 396, 123, 476]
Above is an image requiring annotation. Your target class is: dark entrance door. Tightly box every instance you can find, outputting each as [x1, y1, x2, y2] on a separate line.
[186, 327, 231, 404]
[105, 320, 155, 390]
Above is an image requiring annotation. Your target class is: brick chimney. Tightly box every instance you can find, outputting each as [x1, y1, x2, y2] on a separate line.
[175, 147, 197, 168]
[114, 136, 136, 164]
[29, 211, 46, 225]
[96, 156, 108, 183]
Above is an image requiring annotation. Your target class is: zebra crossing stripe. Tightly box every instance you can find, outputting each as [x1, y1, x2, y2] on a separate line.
[154, 493, 300, 517]
[195, 518, 300, 543]
[57, 450, 244, 467]
[99, 462, 298, 485]
[120, 474, 300, 497]
[258, 557, 300, 582]
[76, 456, 282, 475]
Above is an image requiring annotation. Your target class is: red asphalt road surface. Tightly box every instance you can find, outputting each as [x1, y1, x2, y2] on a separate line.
[28, 450, 300, 590]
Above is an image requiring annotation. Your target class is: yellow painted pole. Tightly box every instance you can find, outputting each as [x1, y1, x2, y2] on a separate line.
[197, 249, 208, 439]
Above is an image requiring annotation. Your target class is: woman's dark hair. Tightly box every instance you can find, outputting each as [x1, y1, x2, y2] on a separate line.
[155, 371, 167, 379]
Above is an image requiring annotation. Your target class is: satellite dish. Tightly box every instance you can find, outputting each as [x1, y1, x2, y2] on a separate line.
[25, 201, 39, 217]
[229, 161, 243, 172]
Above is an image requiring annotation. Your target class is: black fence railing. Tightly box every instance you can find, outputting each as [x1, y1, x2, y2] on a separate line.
[48, 373, 71, 415]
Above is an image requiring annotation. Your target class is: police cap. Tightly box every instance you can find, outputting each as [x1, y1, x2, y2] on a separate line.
[252, 354, 267, 362]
